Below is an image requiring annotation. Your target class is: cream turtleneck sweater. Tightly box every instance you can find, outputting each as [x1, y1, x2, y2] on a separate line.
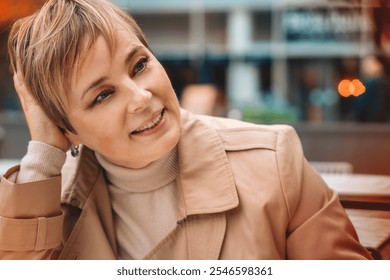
[14, 141, 179, 260]
[95, 146, 179, 260]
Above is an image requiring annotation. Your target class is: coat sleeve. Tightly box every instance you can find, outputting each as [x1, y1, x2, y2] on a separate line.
[0, 166, 64, 259]
[275, 126, 372, 260]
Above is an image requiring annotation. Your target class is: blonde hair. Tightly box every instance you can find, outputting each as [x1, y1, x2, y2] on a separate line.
[8, 0, 149, 133]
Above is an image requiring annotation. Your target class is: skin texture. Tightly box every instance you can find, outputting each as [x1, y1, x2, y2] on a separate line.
[16, 28, 181, 169]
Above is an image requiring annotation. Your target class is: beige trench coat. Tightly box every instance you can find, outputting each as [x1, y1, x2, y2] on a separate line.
[0, 110, 372, 259]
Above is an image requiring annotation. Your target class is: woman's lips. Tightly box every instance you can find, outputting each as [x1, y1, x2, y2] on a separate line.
[131, 109, 165, 135]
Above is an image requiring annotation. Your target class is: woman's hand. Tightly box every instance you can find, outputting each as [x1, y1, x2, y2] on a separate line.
[13, 73, 70, 152]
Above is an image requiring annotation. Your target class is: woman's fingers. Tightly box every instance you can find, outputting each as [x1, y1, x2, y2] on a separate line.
[13, 72, 37, 110]
[13, 73, 26, 104]
[12, 72, 71, 152]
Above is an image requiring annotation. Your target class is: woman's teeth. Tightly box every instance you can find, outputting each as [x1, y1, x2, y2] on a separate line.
[131, 111, 163, 134]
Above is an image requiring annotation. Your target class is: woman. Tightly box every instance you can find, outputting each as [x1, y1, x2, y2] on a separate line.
[0, 0, 371, 260]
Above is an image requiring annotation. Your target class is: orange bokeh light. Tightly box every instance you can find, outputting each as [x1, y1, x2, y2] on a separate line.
[337, 79, 366, 97]
[0, 0, 46, 25]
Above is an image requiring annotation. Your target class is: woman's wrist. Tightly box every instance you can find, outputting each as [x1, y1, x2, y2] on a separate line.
[16, 141, 67, 183]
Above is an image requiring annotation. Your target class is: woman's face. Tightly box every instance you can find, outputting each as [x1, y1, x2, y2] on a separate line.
[66, 29, 181, 169]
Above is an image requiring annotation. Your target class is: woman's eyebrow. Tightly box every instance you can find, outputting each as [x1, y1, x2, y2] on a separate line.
[81, 76, 107, 100]
[125, 45, 143, 65]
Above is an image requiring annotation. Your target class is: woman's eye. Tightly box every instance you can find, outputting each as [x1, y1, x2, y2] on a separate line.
[93, 90, 112, 105]
[134, 57, 148, 74]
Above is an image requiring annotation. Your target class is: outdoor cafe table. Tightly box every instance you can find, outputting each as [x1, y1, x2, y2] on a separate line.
[321, 173, 390, 209]
[321, 173, 390, 259]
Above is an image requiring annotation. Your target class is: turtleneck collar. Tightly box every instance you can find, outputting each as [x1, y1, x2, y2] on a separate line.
[95, 145, 178, 193]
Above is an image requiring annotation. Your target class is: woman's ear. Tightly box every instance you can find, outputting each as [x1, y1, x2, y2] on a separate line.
[64, 130, 81, 146]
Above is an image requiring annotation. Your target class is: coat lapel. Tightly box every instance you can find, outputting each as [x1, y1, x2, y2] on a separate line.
[145, 111, 238, 259]
[177, 110, 239, 218]
[168, 110, 238, 259]
[144, 213, 226, 260]
[185, 214, 227, 259]
[59, 147, 118, 260]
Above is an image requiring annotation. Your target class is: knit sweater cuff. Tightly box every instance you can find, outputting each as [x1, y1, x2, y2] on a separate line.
[16, 141, 67, 183]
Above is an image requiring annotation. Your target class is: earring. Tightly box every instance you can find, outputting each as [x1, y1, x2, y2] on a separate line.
[70, 144, 80, 158]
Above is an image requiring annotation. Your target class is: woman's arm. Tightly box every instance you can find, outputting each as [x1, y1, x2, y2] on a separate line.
[0, 171, 64, 259]
[0, 74, 70, 259]
[276, 126, 372, 259]
[16, 141, 66, 183]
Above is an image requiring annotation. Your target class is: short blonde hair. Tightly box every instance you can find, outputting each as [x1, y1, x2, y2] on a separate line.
[8, 0, 149, 133]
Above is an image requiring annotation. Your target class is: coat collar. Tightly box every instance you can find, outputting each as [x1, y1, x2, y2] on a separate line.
[61, 145, 101, 208]
[176, 110, 239, 220]
[61, 109, 239, 219]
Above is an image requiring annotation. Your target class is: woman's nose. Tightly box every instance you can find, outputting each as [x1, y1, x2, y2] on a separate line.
[126, 85, 152, 114]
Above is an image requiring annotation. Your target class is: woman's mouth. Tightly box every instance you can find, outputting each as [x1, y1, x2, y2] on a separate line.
[131, 109, 165, 135]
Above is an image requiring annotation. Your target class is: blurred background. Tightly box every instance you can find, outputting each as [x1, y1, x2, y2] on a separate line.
[0, 0, 389, 174]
